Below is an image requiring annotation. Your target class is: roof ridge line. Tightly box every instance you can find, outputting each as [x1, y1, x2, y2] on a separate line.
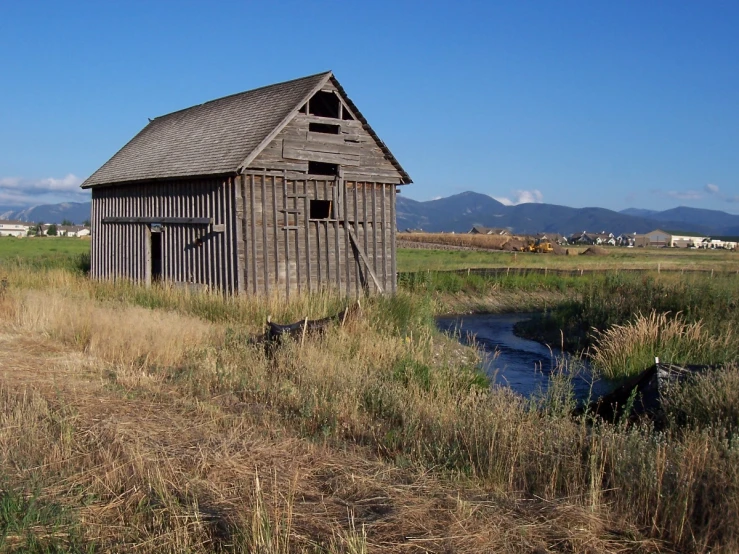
[153, 71, 333, 121]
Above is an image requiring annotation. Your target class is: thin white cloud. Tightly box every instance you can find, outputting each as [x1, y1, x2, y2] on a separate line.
[652, 183, 739, 206]
[493, 189, 543, 206]
[705, 183, 720, 194]
[0, 174, 88, 207]
[665, 190, 703, 201]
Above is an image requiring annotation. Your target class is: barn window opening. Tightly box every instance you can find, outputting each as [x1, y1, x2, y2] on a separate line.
[309, 122, 340, 134]
[342, 106, 355, 120]
[299, 103, 307, 114]
[308, 91, 340, 118]
[310, 199, 332, 220]
[308, 161, 338, 176]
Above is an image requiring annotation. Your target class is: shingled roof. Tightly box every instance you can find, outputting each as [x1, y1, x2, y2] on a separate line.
[82, 71, 410, 188]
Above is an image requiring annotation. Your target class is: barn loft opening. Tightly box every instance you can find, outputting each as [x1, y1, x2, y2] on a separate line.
[308, 91, 340, 118]
[309, 122, 340, 134]
[342, 107, 355, 120]
[309, 199, 332, 220]
[308, 161, 338, 176]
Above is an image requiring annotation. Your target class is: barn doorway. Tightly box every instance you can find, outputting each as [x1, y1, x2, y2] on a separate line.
[150, 225, 162, 281]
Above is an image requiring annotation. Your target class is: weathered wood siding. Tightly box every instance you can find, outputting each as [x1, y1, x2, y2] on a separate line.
[90, 177, 240, 293]
[236, 173, 396, 297]
[249, 82, 402, 184]
[242, 81, 403, 296]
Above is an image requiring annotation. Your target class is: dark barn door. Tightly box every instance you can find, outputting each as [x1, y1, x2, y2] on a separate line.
[150, 228, 162, 281]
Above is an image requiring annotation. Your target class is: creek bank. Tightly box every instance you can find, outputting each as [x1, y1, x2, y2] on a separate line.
[513, 311, 592, 355]
[437, 312, 610, 400]
[431, 290, 573, 318]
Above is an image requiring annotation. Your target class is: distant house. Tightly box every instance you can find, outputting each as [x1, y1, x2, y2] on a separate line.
[0, 220, 32, 237]
[57, 225, 91, 237]
[635, 229, 708, 248]
[571, 231, 596, 245]
[616, 233, 635, 247]
[594, 233, 616, 246]
[536, 232, 567, 245]
[468, 225, 509, 235]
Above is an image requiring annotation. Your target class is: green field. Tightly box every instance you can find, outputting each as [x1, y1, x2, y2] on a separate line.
[396, 245, 739, 272]
[0, 236, 89, 260]
[3, 236, 737, 275]
[0, 236, 90, 275]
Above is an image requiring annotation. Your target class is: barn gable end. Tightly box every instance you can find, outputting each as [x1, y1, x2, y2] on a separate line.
[247, 78, 406, 184]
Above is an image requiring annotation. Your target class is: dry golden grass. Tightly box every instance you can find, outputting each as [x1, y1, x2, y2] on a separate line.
[591, 311, 737, 378]
[398, 231, 513, 250]
[6, 289, 214, 371]
[1, 267, 737, 552]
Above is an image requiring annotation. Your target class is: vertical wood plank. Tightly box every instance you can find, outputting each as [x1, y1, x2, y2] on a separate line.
[371, 183, 377, 291]
[391, 185, 397, 293]
[250, 175, 257, 294]
[381, 184, 387, 291]
[283, 175, 290, 299]
[304, 179, 312, 292]
[261, 173, 269, 296]
[272, 174, 279, 293]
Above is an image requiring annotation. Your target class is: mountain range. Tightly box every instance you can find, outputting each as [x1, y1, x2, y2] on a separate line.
[2, 194, 739, 237]
[0, 202, 91, 225]
[397, 192, 739, 236]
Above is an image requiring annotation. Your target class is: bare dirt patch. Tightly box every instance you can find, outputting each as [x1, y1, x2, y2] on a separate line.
[580, 246, 609, 256]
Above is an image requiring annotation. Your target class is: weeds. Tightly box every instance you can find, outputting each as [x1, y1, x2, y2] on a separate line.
[0, 265, 738, 551]
[591, 311, 738, 378]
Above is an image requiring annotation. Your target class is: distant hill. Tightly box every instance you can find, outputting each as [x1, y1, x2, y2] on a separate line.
[620, 208, 658, 218]
[397, 192, 739, 236]
[2, 195, 738, 236]
[0, 202, 91, 224]
[648, 207, 739, 231]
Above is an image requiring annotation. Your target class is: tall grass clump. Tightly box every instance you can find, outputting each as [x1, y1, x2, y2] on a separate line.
[663, 363, 739, 436]
[591, 311, 738, 378]
[521, 272, 739, 353]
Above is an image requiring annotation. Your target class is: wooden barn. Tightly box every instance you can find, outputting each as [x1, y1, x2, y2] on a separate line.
[82, 71, 412, 296]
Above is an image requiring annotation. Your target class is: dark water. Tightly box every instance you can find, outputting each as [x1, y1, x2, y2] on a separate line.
[436, 313, 611, 400]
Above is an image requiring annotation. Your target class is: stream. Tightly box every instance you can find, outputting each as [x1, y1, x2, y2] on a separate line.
[436, 313, 611, 400]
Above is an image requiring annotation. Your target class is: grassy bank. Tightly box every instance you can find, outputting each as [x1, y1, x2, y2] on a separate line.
[397, 245, 739, 272]
[1, 264, 738, 551]
[513, 272, 739, 378]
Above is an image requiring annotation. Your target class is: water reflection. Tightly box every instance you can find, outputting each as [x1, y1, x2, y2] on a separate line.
[436, 313, 610, 400]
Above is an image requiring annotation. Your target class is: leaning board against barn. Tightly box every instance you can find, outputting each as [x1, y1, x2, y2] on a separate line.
[82, 71, 412, 296]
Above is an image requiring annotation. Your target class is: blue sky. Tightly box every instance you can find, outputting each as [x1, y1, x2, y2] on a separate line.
[1, 1, 737, 213]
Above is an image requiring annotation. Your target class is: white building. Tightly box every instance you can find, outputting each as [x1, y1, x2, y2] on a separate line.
[0, 220, 32, 237]
[635, 229, 708, 248]
[705, 236, 739, 250]
[58, 225, 91, 237]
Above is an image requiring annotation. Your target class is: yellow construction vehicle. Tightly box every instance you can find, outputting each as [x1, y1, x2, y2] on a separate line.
[526, 238, 553, 253]
[535, 240, 554, 253]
